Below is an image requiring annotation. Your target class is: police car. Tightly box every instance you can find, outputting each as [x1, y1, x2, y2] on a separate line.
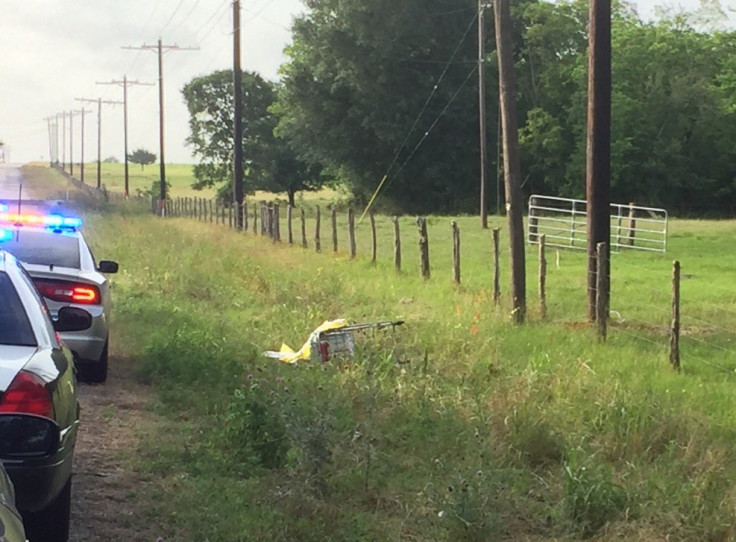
[0, 204, 118, 382]
[0, 249, 89, 542]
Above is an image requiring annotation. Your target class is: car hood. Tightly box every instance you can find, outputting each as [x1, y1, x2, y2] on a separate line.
[0, 345, 37, 391]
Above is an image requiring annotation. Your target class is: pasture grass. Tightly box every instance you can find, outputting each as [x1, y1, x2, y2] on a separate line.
[77, 194, 736, 541]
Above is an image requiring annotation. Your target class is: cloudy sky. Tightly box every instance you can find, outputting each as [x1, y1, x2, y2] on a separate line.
[0, 0, 714, 165]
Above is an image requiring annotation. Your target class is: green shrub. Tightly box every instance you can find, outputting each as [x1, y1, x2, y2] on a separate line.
[564, 461, 630, 538]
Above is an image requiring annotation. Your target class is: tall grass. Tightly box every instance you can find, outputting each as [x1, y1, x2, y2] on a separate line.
[78, 197, 736, 541]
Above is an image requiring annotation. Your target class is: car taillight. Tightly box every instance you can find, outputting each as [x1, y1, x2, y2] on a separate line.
[33, 279, 101, 305]
[0, 371, 53, 419]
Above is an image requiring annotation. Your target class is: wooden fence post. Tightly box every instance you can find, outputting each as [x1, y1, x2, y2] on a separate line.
[253, 203, 258, 234]
[393, 216, 401, 272]
[215, 199, 220, 224]
[331, 205, 338, 252]
[492, 228, 501, 305]
[539, 234, 547, 319]
[243, 201, 248, 231]
[627, 202, 637, 247]
[268, 203, 275, 240]
[315, 205, 321, 253]
[273, 203, 281, 242]
[261, 203, 266, 235]
[228, 202, 233, 229]
[596, 242, 608, 341]
[287, 205, 293, 244]
[418, 217, 430, 279]
[348, 208, 356, 260]
[452, 221, 460, 284]
[370, 212, 377, 264]
[670, 260, 681, 371]
[301, 208, 307, 248]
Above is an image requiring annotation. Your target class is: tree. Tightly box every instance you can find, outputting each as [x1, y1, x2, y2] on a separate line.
[276, 0, 492, 214]
[182, 70, 323, 203]
[127, 148, 157, 171]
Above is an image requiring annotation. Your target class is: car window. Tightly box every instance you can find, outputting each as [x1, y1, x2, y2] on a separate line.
[0, 229, 80, 268]
[0, 272, 37, 347]
[14, 264, 57, 347]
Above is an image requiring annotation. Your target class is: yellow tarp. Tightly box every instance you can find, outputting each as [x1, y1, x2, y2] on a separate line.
[263, 319, 349, 364]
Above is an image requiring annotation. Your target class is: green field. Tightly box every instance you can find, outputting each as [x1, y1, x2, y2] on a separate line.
[26, 166, 736, 541]
[37, 162, 350, 206]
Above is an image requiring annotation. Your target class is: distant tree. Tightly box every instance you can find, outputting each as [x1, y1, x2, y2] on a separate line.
[103, 156, 119, 164]
[182, 70, 325, 204]
[128, 148, 157, 170]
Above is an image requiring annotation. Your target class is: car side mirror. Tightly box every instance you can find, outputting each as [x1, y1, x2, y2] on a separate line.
[0, 414, 60, 458]
[54, 307, 92, 332]
[98, 260, 119, 274]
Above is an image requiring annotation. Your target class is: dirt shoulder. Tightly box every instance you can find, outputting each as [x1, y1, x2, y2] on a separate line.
[69, 352, 161, 542]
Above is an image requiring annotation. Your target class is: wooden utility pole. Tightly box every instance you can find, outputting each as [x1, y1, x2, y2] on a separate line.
[76, 98, 123, 189]
[232, 0, 245, 229]
[96, 77, 154, 197]
[71, 109, 90, 182]
[122, 40, 198, 213]
[585, 0, 612, 321]
[43, 117, 55, 166]
[494, 0, 527, 324]
[478, 0, 489, 229]
[61, 112, 67, 172]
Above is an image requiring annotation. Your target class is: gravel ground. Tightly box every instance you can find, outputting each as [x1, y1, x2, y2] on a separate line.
[69, 353, 162, 542]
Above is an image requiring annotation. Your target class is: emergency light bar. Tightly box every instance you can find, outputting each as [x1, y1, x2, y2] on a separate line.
[0, 213, 82, 230]
[0, 204, 7, 212]
[0, 229, 11, 242]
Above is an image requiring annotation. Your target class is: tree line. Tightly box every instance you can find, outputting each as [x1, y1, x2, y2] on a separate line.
[182, 0, 736, 216]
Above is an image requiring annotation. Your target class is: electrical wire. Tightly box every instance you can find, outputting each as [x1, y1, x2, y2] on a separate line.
[359, 10, 479, 220]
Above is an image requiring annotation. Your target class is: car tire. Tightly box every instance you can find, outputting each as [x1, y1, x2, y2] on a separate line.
[23, 476, 71, 542]
[80, 339, 108, 384]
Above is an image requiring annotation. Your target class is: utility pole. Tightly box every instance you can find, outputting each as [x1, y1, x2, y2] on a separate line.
[122, 40, 198, 214]
[76, 98, 124, 190]
[585, 0, 612, 321]
[494, 0, 527, 324]
[232, 0, 245, 229]
[61, 112, 67, 173]
[96, 77, 153, 197]
[43, 117, 54, 166]
[73, 109, 91, 183]
[478, 0, 489, 228]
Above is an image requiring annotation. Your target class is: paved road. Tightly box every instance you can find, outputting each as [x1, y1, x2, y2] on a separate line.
[0, 164, 32, 202]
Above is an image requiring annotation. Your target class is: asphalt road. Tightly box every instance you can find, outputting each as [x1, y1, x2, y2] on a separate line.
[0, 164, 32, 203]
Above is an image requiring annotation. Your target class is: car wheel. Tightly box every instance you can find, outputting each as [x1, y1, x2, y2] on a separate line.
[80, 339, 109, 384]
[23, 476, 71, 542]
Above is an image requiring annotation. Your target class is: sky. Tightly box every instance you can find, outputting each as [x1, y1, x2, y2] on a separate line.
[0, 0, 720, 166]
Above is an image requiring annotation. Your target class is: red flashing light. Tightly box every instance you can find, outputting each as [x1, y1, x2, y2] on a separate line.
[33, 279, 101, 305]
[0, 371, 53, 419]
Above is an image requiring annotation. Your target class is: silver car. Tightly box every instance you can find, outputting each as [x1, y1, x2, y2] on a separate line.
[0, 208, 118, 382]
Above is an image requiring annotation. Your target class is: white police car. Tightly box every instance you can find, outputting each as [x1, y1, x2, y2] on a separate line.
[0, 205, 118, 382]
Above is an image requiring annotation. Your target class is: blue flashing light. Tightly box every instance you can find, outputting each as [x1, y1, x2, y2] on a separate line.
[0, 229, 12, 242]
[0, 204, 7, 212]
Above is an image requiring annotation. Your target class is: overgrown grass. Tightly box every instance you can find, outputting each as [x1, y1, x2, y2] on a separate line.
[74, 192, 736, 541]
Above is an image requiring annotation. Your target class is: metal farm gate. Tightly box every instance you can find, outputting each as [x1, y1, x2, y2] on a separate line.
[527, 195, 668, 253]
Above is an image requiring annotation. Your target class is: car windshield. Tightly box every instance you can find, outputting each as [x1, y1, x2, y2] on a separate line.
[0, 272, 37, 347]
[0, 230, 80, 268]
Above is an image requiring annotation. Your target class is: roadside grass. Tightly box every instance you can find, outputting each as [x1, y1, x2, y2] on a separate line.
[75, 197, 736, 541]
